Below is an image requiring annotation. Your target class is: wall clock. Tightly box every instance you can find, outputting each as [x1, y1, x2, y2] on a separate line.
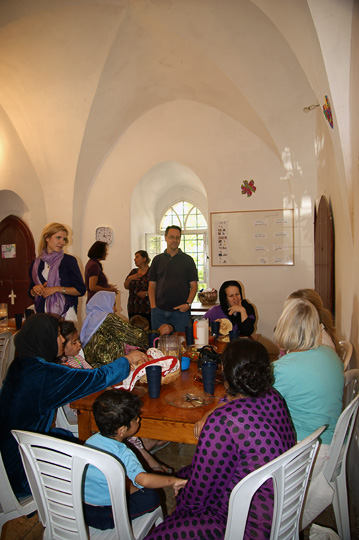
[95, 226, 114, 245]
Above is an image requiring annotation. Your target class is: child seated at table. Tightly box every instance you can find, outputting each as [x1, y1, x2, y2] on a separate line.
[83, 389, 186, 530]
[59, 320, 92, 369]
[129, 315, 150, 331]
[58, 321, 171, 472]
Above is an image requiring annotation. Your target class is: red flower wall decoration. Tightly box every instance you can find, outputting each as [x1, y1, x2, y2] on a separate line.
[241, 179, 256, 197]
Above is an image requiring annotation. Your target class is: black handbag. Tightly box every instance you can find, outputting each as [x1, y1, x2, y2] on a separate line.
[197, 345, 222, 370]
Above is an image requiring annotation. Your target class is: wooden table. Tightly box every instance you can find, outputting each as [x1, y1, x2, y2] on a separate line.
[71, 362, 225, 444]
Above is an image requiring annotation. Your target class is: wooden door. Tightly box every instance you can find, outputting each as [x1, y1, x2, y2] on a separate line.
[0, 215, 35, 318]
[314, 196, 334, 314]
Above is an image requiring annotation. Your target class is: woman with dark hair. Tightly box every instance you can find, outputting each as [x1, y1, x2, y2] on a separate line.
[204, 280, 256, 336]
[124, 250, 151, 325]
[145, 339, 295, 540]
[85, 241, 118, 303]
[0, 313, 145, 498]
[29, 222, 86, 320]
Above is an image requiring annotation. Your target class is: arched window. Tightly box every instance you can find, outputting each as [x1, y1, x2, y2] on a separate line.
[146, 201, 208, 288]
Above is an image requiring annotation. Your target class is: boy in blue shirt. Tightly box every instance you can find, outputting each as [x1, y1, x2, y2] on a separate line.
[84, 389, 186, 530]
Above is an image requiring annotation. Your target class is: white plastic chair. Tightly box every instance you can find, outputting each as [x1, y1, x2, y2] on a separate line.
[224, 426, 325, 540]
[0, 331, 12, 384]
[343, 368, 359, 408]
[12, 430, 163, 540]
[301, 371, 359, 537]
[338, 340, 353, 371]
[0, 451, 36, 534]
[321, 392, 359, 540]
[55, 405, 79, 437]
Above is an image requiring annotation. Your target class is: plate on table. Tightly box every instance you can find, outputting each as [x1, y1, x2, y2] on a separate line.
[165, 389, 214, 409]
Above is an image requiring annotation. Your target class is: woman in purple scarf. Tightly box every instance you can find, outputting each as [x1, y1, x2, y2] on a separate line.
[28, 222, 86, 320]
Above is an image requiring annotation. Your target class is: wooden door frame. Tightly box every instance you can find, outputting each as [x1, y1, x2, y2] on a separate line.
[314, 196, 334, 314]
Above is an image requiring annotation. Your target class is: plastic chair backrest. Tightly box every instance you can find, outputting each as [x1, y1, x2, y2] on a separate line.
[55, 405, 79, 436]
[12, 430, 163, 540]
[0, 450, 36, 533]
[324, 394, 359, 485]
[321, 393, 359, 540]
[0, 331, 12, 384]
[343, 368, 359, 409]
[224, 426, 326, 540]
[338, 340, 353, 371]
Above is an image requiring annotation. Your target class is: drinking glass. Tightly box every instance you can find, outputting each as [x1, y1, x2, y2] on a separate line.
[202, 361, 217, 395]
[0, 303, 8, 327]
[145, 365, 162, 398]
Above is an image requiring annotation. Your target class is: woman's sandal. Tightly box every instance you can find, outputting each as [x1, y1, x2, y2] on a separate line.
[150, 441, 171, 454]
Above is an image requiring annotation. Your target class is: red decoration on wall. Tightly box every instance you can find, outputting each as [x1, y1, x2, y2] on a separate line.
[323, 95, 334, 129]
[241, 179, 256, 197]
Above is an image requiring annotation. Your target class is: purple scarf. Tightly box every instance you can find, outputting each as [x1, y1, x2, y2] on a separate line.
[32, 250, 66, 316]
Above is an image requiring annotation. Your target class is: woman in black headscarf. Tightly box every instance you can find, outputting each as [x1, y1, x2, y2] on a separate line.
[0, 314, 145, 497]
[204, 280, 256, 336]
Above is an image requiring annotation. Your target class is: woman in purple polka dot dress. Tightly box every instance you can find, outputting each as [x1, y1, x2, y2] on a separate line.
[145, 339, 295, 540]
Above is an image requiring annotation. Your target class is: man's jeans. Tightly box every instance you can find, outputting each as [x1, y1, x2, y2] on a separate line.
[151, 307, 191, 333]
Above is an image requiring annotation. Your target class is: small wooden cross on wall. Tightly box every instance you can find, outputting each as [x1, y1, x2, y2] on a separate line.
[9, 289, 17, 305]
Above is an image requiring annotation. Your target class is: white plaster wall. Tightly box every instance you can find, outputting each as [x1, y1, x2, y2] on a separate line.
[0, 0, 356, 349]
[308, 0, 353, 201]
[83, 99, 317, 339]
[131, 161, 208, 248]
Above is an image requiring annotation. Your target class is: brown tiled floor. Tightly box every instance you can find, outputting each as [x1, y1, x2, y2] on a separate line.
[1, 442, 358, 539]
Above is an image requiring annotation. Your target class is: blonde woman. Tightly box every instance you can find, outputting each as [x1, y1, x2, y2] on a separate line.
[272, 298, 344, 528]
[273, 297, 343, 446]
[286, 288, 340, 355]
[29, 222, 86, 320]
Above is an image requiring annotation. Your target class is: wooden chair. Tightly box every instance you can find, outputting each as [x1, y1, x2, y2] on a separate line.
[12, 430, 163, 540]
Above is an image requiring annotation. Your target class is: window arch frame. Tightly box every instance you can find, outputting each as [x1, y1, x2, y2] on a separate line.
[146, 199, 209, 289]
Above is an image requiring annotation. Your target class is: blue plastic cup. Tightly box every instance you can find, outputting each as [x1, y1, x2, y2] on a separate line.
[25, 308, 34, 319]
[201, 361, 217, 395]
[181, 356, 190, 371]
[185, 326, 194, 346]
[148, 332, 159, 349]
[229, 330, 240, 341]
[210, 320, 220, 336]
[14, 313, 23, 329]
[145, 365, 162, 398]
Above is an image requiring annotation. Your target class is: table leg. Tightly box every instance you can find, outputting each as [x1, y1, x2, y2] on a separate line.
[77, 409, 93, 442]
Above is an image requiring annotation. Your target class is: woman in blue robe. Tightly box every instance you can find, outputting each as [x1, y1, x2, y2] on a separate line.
[0, 313, 144, 498]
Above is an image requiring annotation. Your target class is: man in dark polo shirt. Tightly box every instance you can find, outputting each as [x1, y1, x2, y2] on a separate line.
[148, 225, 198, 332]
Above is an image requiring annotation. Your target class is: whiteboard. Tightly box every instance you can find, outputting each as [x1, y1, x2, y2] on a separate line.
[211, 209, 294, 266]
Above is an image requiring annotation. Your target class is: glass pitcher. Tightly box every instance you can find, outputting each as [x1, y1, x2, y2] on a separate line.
[157, 335, 182, 359]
